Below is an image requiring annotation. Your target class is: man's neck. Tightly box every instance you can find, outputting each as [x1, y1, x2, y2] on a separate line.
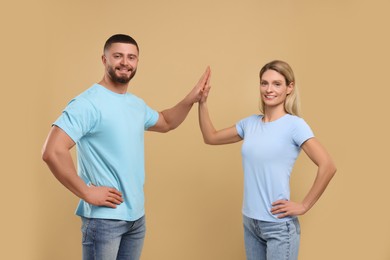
[98, 76, 129, 94]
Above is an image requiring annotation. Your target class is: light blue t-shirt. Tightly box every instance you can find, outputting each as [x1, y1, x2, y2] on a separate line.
[54, 84, 159, 221]
[236, 114, 314, 222]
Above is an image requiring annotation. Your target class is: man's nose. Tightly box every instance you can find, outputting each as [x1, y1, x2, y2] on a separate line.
[120, 57, 129, 65]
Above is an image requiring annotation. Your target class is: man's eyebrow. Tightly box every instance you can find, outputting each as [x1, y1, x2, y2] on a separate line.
[111, 52, 138, 59]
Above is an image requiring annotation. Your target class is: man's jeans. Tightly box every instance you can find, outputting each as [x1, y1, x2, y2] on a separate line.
[243, 215, 300, 260]
[81, 215, 146, 260]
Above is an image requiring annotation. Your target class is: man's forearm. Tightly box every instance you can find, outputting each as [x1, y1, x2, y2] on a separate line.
[43, 149, 89, 200]
[160, 97, 194, 131]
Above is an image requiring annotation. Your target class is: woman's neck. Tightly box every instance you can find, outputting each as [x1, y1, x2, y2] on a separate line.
[262, 107, 287, 123]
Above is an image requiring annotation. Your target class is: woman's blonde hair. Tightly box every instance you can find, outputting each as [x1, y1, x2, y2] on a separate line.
[258, 60, 301, 116]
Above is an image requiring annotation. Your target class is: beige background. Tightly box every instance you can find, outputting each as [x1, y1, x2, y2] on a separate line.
[1, 0, 389, 259]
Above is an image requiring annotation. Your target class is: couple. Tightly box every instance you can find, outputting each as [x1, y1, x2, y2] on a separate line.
[42, 34, 336, 260]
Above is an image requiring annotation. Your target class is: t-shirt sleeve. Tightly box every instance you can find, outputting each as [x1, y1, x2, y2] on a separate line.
[236, 122, 244, 139]
[144, 104, 159, 130]
[236, 117, 250, 139]
[293, 118, 315, 147]
[53, 98, 98, 143]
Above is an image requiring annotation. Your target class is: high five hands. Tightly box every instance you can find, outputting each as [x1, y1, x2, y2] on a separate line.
[187, 67, 211, 104]
[199, 66, 211, 104]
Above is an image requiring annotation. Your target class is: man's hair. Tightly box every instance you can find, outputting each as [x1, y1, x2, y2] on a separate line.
[103, 34, 139, 53]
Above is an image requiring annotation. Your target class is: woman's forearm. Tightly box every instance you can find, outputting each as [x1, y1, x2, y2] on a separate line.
[301, 161, 336, 211]
[198, 102, 216, 144]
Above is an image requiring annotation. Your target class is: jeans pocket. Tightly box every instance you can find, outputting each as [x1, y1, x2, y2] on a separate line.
[287, 218, 301, 236]
[81, 217, 94, 244]
[293, 218, 301, 235]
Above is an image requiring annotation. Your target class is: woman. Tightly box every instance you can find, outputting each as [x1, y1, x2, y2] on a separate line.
[198, 60, 336, 260]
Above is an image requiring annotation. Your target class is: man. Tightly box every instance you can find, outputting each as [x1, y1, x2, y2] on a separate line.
[42, 34, 210, 260]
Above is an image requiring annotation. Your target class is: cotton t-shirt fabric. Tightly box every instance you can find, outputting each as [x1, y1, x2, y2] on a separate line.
[236, 114, 314, 222]
[54, 84, 159, 221]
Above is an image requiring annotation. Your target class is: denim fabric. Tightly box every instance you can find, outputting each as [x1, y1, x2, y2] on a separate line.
[81, 215, 146, 260]
[243, 215, 300, 260]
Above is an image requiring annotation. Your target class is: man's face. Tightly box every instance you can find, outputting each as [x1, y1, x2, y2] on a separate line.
[103, 43, 139, 84]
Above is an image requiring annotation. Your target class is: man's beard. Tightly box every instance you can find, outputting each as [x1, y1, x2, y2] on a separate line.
[108, 66, 137, 84]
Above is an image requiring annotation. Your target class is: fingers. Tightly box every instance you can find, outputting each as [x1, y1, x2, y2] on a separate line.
[102, 188, 122, 208]
[205, 68, 211, 90]
[197, 66, 211, 87]
[107, 188, 123, 205]
[205, 67, 211, 88]
[108, 187, 123, 198]
[271, 200, 306, 219]
[271, 199, 287, 206]
[204, 66, 211, 81]
[198, 67, 212, 103]
[104, 201, 119, 208]
[108, 193, 123, 204]
[200, 78, 211, 101]
[271, 200, 290, 218]
[87, 185, 124, 208]
[270, 205, 285, 215]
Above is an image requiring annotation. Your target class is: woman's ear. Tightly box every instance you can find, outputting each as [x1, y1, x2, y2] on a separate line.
[287, 82, 294, 95]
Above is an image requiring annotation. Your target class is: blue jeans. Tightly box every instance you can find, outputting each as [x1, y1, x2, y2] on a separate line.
[81, 216, 146, 260]
[243, 215, 300, 260]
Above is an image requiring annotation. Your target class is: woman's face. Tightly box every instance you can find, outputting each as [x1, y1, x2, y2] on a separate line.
[260, 69, 293, 109]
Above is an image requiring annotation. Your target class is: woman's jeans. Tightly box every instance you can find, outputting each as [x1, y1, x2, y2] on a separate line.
[81, 215, 146, 260]
[243, 215, 300, 260]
